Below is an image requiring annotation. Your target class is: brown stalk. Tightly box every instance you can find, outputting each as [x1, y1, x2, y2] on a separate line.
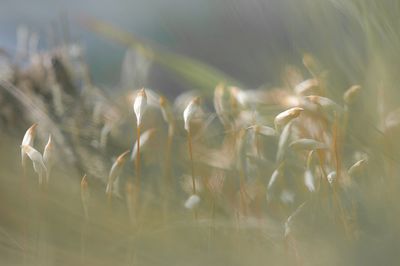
[135, 125, 141, 191]
[332, 112, 342, 181]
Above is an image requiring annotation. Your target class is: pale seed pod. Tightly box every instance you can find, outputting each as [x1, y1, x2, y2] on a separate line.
[184, 194, 201, 210]
[21, 144, 47, 185]
[106, 150, 130, 195]
[343, 85, 361, 105]
[183, 97, 200, 132]
[274, 107, 303, 130]
[21, 123, 37, 168]
[43, 135, 55, 184]
[80, 174, 89, 220]
[348, 158, 367, 178]
[133, 88, 147, 127]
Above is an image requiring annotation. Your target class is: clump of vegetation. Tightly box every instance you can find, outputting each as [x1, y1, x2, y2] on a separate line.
[1, 2, 400, 265]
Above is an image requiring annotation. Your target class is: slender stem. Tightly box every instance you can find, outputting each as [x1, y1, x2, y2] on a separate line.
[239, 170, 247, 216]
[188, 126, 198, 220]
[135, 125, 141, 189]
[163, 125, 174, 222]
[164, 126, 174, 191]
[107, 188, 112, 206]
[188, 127, 196, 194]
[255, 132, 263, 217]
[332, 112, 342, 181]
[21, 166, 28, 266]
[80, 220, 88, 265]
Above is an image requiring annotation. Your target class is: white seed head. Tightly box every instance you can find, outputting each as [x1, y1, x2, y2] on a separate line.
[21, 123, 37, 167]
[184, 194, 201, 210]
[274, 107, 303, 130]
[107, 150, 130, 194]
[22, 123, 37, 146]
[133, 88, 147, 126]
[343, 85, 361, 105]
[348, 158, 368, 177]
[21, 144, 47, 185]
[183, 97, 200, 132]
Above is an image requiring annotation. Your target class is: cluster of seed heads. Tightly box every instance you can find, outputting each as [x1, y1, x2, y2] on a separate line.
[17, 48, 372, 231]
[21, 124, 54, 186]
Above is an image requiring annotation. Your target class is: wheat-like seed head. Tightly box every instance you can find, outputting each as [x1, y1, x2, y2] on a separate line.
[21, 123, 37, 168]
[133, 88, 147, 127]
[344, 85, 362, 105]
[183, 96, 200, 132]
[348, 158, 368, 177]
[21, 144, 47, 185]
[106, 150, 130, 195]
[274, 107, 304, 130]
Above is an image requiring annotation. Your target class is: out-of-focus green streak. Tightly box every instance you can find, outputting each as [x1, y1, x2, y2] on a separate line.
[83, 17, 243, 96]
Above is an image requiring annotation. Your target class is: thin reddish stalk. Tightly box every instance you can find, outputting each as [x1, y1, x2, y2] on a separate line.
[135, 125, 141, 189]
